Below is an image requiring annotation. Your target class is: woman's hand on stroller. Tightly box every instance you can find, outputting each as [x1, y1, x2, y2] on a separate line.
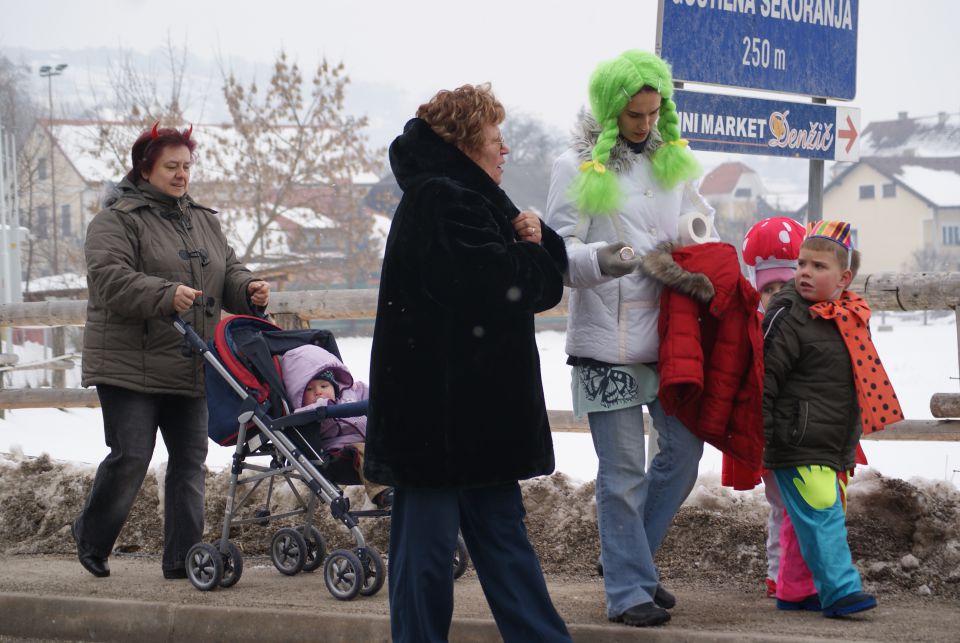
[174, 285, 203, 313]
[247, 280, 270, 307]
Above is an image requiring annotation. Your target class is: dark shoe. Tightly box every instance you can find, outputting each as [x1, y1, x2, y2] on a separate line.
[654, 584, 676, 609]
[777, 594, 821, 611]
[163, 567, 188, 580]
[610, 602, 671, 627]
[373, 488, 394, 509]
[822, 591, 877, 618]
[70, 520, 109, 578]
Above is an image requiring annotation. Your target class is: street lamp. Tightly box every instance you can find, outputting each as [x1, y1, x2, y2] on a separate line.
[39, 63, 68, 274]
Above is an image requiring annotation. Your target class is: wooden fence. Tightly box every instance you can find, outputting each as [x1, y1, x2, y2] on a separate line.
[1, 271, 958, 440]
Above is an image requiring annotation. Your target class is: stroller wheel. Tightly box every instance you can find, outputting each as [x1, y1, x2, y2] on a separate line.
[356, 545, 386, 597]
[299, 526, 327, 573]
[219, 540, 244, 588]
[323, 549, 364, 601]
[270, 528, 307, 576]
[186, 542, 223, 591]
[453, 532, 470, 580]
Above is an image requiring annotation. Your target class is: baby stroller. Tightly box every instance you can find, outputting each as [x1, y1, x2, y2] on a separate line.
[173, 314, 469, 599]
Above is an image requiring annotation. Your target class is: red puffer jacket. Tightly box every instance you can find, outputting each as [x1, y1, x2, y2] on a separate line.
[651, 242, 764, 483]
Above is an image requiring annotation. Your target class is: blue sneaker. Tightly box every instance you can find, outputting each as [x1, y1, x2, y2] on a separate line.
[777, 594, 820, 611]
[822, 591, 877, 618]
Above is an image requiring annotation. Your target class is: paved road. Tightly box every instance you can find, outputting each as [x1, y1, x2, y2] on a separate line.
[0, 554, 956, 642]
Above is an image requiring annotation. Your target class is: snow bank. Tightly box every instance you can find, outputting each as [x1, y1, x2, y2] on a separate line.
[2, 452, 959, 598]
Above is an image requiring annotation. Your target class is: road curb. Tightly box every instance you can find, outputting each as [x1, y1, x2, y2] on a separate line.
[0, 591, 824, 642]
[1, 592, 394, 642]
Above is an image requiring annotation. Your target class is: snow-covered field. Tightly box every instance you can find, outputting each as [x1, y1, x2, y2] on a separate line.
[2, 311, 958, 488]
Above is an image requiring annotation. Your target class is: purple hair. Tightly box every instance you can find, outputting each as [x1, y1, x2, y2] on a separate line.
[125, 123, 197, 182]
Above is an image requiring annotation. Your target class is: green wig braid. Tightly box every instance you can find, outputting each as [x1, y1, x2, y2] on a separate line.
[570, 49, 702, 216]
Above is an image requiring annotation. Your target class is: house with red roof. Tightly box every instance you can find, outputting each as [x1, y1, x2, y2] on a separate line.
[699, 161, 768, 221]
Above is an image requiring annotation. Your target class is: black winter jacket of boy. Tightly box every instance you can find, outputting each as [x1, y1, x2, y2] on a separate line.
[761, 281, 862, 472]
[363, 118, 568, 488]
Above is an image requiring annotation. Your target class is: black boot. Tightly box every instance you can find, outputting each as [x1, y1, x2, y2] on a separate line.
[71, 520, 110, 578]
[610, 602, 671, 627]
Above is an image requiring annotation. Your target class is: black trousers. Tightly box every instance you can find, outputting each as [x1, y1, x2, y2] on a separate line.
[74, 384, 208, 571]
[388, 481, 571, 643]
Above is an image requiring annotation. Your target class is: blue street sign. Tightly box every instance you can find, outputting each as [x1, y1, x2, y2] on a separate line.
[658, 0, 858, 100]
[673, 89, 860, 161]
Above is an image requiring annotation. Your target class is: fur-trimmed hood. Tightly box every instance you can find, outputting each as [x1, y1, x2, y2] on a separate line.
[642, 242, 758, 318]
[570, 112, 664, 176]
[640, 241, 715, 304]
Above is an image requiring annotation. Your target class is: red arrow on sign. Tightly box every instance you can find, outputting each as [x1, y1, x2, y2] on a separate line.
[839, 115, 858, 154]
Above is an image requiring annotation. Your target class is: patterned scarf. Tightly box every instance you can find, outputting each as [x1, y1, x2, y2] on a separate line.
[808, 291, 903, 435]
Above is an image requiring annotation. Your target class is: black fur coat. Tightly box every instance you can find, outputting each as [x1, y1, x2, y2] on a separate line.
[363, 118, 568, 488]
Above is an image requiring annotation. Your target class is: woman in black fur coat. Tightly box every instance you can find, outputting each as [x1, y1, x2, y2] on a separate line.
[364, 84, 571, 643]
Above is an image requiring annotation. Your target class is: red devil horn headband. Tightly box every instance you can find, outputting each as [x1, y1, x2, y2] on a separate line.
[150, 121, 160, 139]
[185, 124, 193, 140]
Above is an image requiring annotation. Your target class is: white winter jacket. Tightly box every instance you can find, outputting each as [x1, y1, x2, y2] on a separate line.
[545, 117, 715, 365]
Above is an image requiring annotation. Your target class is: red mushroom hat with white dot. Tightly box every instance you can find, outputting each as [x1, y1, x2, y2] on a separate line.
[741, 216, 804, 291]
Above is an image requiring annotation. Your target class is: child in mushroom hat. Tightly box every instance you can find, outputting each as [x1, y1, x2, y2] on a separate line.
[743, 216, 804, 313]
[722, 216, 804, 597]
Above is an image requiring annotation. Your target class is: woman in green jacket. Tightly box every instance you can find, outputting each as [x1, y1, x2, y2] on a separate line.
[71, 124, 269, 579]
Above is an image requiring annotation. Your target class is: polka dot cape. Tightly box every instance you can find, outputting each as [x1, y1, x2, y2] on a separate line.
[809, 291, 903, 434]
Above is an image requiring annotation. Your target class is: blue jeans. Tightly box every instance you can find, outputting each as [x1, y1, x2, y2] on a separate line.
[388, 483, 571, 643]
[588, 399, 703, 617]
[74, 384, 208, 572]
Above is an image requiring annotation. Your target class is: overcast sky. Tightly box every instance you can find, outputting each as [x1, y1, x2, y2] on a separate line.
[2, 0, 959, 154]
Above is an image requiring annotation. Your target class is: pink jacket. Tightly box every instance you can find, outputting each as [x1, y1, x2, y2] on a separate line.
[280, 344, 368, 451]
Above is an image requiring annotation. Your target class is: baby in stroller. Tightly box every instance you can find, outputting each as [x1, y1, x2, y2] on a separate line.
[280, 344, 394, 509]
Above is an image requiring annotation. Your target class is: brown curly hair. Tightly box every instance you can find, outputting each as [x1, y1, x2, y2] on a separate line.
[416, 83, 505, 156]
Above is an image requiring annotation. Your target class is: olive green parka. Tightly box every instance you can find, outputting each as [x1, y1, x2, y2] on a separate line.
[82, 178, 258, 396]
[761, 281, 862, 472]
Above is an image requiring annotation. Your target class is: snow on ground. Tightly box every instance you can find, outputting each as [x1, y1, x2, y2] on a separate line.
[1, 311, 958, 490]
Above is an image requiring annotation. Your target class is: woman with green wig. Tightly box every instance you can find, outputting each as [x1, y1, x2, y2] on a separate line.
[545, 49, 715, 628]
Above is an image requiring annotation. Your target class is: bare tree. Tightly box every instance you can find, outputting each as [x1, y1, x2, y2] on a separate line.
[86, 36, 196, 180]
[208, 52, 383, 286]
[0, 55, 37, 147]
[910, 245, 958, 272]
[498, 112, 566, 214]
[501, 112, 565, 166]
[1, 55, 43, 285]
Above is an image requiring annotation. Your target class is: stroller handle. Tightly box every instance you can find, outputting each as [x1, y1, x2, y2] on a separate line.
[171, 314, 209, 355]
[271, 400, 369, 429]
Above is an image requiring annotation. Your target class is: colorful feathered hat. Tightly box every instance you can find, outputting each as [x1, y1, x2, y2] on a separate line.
[804, 220, 853, 250]
[569, 49, 702, 216]
[804, 220, 854, 270]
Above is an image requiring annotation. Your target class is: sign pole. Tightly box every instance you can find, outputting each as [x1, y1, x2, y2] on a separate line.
[806, 97, 827, 222]
[0, 116, 9, 305]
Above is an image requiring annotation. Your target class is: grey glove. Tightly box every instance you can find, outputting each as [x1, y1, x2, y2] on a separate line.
[597, 241, 643, 277]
